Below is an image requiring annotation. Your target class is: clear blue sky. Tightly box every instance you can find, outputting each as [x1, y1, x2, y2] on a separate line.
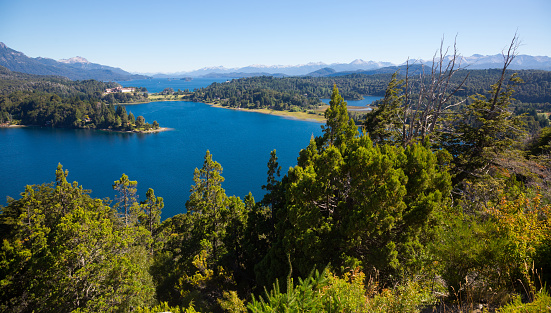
[1, 0, 549, 73]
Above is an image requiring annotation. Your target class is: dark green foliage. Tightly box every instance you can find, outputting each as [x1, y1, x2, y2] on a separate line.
[189, 69, 551, 119]
[0, 66, 151, 128]
[321, 85, 359, 147]
[160, 87, 175, 95]
[257, 86, 452, 286]
[529, 126, 551, 156]
[0, 90, 155, 130]
[449, 73, 525, 183]
[189, 75, 389, 111]
[154, 151, 253, 311]
[185, 150, 229, 264]
[515, 107, 550, 135]
[433, 212, 506, 295]
[364, 72, 404, 144]
[140, 188, 164, 254]
[136, 115, 146, 128]
[261, 150, 282, 209]
[149, 213, 196, 306]
[534, 238, 551, 290]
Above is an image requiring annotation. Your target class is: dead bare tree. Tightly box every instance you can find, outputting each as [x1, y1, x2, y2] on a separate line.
[399, 36, 470, 147]
[366, 34, 523, 154]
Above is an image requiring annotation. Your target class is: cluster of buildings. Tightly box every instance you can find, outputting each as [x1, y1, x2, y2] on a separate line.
[104, 87, 135, 94]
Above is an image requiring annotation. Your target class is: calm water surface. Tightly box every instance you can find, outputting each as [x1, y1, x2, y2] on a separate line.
[0, 101, 323, 218]
[321, 95, 382, 107]
[118, 78, 231, 93]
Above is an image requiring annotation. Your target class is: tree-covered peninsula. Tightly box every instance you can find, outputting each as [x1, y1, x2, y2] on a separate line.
[188, 69, 551, 108]
[1, 39, 551, 312]
[0, 65, 159, 132]
[185, 65, 551, 135]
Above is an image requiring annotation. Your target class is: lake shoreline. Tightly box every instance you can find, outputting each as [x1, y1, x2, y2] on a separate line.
[117, 96, 374, 123]
[0, 123, 170, 134]
[120, 97, 328, 123]
[96, 127, 171, 134]
[204, 103, 326, 123]
[0, 124, 31, 128]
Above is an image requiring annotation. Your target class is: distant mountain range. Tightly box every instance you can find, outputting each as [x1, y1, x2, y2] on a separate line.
[454, 54, 551, 70]
[1, 42, 550, 81]
[146, 54, 551, 78]
[0, 42, 148, 81]
[149, 60, 397, 78]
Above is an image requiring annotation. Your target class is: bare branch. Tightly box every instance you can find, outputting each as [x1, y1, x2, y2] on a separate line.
[491, 33, 520, 110]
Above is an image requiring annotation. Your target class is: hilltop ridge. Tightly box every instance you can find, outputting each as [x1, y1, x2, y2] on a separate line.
[0, 43, 148, 81]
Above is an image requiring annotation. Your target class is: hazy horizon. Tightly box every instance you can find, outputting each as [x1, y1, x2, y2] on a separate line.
[129, 54, 551, 75]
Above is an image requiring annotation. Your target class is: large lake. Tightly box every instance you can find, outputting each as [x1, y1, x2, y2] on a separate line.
[1, 78, 382, 219]
[0, 101, 323, 218]
[118, 78, 231, 93]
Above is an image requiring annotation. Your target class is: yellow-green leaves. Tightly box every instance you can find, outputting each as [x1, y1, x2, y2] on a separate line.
[0, 165, 155, 312]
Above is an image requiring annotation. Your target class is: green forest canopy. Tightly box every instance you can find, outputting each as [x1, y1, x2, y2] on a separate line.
[1, 48, 551, 311]
[1, 78, 551, 312]
[0, 65, 157, 131]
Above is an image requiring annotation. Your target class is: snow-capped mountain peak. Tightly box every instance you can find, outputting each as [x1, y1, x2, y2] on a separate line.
[58, 56, 90, 64]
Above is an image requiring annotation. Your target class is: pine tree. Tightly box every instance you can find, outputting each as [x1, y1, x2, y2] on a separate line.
[321, 84, 358, 148]
[186, 150, 229, 266]
[261, 149, 282, 209]
[113, 173, 139, 226]
[363, 72, 404, 144]
[140, 188, 163, 253]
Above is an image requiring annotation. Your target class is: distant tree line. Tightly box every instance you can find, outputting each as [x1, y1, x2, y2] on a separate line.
[189, 69, 551, 117]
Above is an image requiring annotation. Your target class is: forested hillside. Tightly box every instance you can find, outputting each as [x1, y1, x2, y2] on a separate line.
[0, 65, 119, 97]
[0, 66, 157, 131]
[189, 68, 551, 113]
[1, 42, 551, 312]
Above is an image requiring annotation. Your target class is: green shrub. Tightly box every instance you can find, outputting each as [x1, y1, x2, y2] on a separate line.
[497, 287, 551, 313]
[248, 267, 435, 313]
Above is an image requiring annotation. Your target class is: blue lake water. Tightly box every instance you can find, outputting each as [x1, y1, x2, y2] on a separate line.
[118, 78, 231, 93]
[0, 101, 323, 219]
[120, 79, 383, 108]
[321, 95, 382, 108]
